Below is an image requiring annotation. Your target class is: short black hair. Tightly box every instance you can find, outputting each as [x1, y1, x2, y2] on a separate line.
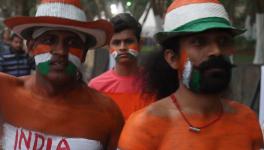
[110, 13, 142, 41]
[10, 33, 22, 41]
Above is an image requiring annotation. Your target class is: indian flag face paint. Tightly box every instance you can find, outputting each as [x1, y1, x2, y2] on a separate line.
[110, 44, 140, 60]
[180, 49, 202, 92]
[33, 44, 83, 76]
[182, 59, 202, 92]
[182, 55, 232, 93]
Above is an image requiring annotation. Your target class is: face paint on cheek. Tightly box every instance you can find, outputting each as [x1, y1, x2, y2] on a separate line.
[69, 47, 84, 61]
[128, 44, 140, 53]
[33, 44, 53, 76]
[110, 44, 140, 59]
[32, 44, 52, 56]
[180, 50, 202, 92]
[34, 53, 52, 76]
[111, 50, 118, 59]
[182, 55, 232, 94]
[182, 59, 203, 93]
[178, 49, 188, 74]
[33, 45, 83, 77]
[67, 48, 83, 76]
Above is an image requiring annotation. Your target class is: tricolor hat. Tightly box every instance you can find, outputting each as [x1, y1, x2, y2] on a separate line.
[4, 0, 113, 48]
[155, 0, 245, 44]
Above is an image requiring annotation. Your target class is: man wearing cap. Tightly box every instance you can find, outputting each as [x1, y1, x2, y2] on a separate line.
[0, 0, 124, 149]
[89, 13, 154, 119]
[118, 0, 263, 149]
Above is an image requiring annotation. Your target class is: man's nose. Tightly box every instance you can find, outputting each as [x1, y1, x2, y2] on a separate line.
[52, 42, 67, 55]
[119, 41, 128, 52]
[208, 42, 221, 56]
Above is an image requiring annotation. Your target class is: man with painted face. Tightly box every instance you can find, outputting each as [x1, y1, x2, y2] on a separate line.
[0, 0, 124, 149]
[118, 0, 263, 149]
[89, 13, 154, 119]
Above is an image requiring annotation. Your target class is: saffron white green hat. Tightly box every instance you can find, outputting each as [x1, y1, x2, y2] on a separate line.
[155, 0, 245, 44]
[4, 0, 113, 48]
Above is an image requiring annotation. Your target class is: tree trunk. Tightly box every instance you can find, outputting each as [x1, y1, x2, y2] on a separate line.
[253, 0, 264, 64]
[253, 13, 264, 64]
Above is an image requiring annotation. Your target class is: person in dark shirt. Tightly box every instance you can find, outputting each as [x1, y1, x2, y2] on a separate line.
[0, 33, 34, 76]
[0, 28, 11, 51]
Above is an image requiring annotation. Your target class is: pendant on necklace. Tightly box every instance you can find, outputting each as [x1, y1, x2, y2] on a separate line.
[189, 126, 201, 132]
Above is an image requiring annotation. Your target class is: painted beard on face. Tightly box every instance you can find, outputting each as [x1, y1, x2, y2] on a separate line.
[182, 55, 233, 94]
[112, 49, 138, 62]
[33, 44, 83, 77]
[110, 44, 139, 62]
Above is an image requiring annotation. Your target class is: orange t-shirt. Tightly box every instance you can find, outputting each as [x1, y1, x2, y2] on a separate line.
[89, 70, 142, 93]
[89, 70, 154, 119]
[119, 100, 263, 150]
[105, 93, 154, 119]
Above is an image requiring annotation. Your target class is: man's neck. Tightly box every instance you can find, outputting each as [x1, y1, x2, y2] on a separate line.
[114, 63, 139, 76]
[174, 83, 223, 116]
[29, 73, 79, 97]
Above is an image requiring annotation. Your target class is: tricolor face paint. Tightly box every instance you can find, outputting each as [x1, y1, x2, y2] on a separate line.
[33, 44, 83, 77]
[179, 50, 232, 94]
[110, 44, 140, 61]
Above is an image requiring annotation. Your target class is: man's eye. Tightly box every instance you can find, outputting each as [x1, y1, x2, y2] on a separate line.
[40, 36, 56, 44]
[67, 39, 82, 48]
[125, 39, 134, 44]
[190, 38, 206, 46]
[112, 40, 120, 46]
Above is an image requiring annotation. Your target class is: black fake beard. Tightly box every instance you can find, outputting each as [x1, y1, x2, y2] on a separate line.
[115, 52, 136, 62]
[192, 55, 233, 94]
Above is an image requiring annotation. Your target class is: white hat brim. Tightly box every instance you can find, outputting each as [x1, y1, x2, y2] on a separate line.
[4, 16, 113, 48]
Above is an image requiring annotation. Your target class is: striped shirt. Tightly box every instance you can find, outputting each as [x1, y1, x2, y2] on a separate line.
[0, 48, 34, 77]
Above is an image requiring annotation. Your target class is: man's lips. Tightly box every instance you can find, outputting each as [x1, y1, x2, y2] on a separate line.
[117, 52, 133, 58]
[50, 61, 68, 70]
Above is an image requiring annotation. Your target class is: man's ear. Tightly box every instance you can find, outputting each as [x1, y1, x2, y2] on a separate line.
[164, 49, 179, 69]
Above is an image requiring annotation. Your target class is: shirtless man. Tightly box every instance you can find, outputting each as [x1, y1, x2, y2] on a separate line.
[119, 0, 263, 149]
[1, 0, 124, 149]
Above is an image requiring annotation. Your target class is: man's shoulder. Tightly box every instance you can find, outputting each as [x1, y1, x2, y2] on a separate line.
[90, 70, 114, 83]
[0, 42, 11, 52]
[85, 87, 121, 109]
[127, 98, 170, 126]
[0, 73, 26, 93]
[85, 87, 124, 122]
[88, 70, 116, 89]
[225, 100, 255, 113]
[0, 72, 18, 82]
[0, 48, 11, 56]
[224, 100, 259, 120]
